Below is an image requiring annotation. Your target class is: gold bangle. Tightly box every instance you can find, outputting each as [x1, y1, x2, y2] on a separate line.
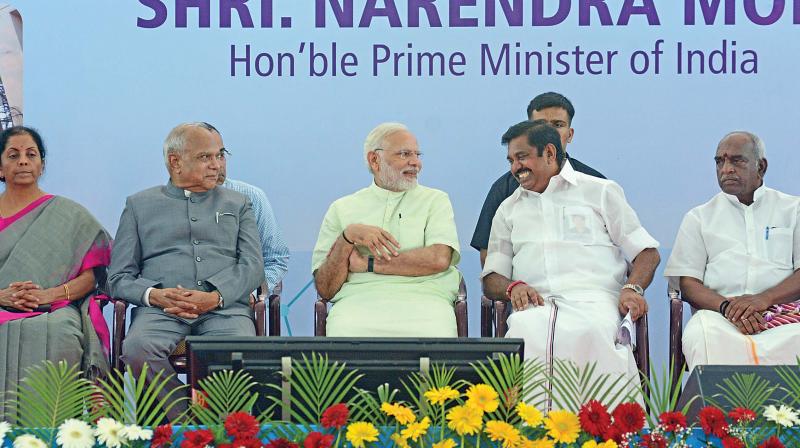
[63, 283, 70, 301]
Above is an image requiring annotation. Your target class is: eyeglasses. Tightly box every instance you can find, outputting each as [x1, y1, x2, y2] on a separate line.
[374, 148, 424, 160]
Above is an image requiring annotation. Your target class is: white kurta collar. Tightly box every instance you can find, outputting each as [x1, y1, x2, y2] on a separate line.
[510, 160, 578, 202]
[722, 183, 767, 208]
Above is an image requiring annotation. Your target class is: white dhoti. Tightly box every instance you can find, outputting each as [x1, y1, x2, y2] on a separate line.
[505, 294, 639, 410]
[683, 310, 800, 371]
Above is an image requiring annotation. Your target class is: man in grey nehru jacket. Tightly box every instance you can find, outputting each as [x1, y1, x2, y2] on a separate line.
[108, 122, 264, 419]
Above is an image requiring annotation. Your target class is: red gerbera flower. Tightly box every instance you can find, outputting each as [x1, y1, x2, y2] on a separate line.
[611, 402, 646, 435]
[266, 438, 300, 448]
[320, 403, 349, 429]
[235, 438, 267, 448]
[698, 406, 729, 438]
[757, 436, 785, 448]
[225, 411, 260, 439]
[728, 407, 757, 423]
[602, 424, 621, 443]
[658, 411, 687, 432]
[579, 400, 612, 437]
[181, 429, 215, 448]
[722, 436, 746, 448]
[304, 431, 335, 448]
[151, 424, 173, 448]
[641, 433, 668, 448]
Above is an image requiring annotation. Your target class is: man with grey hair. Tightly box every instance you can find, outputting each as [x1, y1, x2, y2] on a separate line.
[665, 131, 800, 369]
[109, 122, 264, 418]
[312, 122, 461, 336]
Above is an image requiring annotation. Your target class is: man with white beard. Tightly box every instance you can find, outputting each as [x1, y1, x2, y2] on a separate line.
[312, 122, 461, 336]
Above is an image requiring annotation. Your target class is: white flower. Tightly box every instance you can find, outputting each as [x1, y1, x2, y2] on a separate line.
[764, 404, 800, 427]
[0, 421, 11, 442]
[119, 424, 153, 441]
[13, 434, 47, 448]
[56, 419, 95, 448]
[94, 418, 126, 448]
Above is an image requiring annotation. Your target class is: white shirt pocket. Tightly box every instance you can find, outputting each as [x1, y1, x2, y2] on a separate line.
[561, 205, 597, 244]
[765, 227, 793, 267]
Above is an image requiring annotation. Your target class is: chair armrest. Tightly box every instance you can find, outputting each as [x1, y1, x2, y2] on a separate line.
[634, 313, 650, 397]
[493, 299, 510, 337]
[112, 300, 129, 372]
[268, 281, 282, 337]
[455, 277, 468, 337]
[669, 289, 686, 391]
[480, 296, 494, 337]
[314, 296, 329, 336]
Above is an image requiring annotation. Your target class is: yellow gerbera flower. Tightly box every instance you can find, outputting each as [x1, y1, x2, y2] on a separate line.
[424, 386, 460, 405]
[446, 405, 483, 436]
[465, 384, 500, 413]
[390, 433, 410, 448]
[515, 402, 543, 427]
[543, 410, 580, 444]
[432, 439, 457, 448]
[484, 420, 521, 448]
[583, 442, 617, 448]
[380, 402, 417, 425]
[401, 416, 431, 442]
[345, 422, 379, 448]
[519, 438, 555, 448]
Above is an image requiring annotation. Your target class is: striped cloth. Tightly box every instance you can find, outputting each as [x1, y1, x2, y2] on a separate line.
[763, 300, 800, 329]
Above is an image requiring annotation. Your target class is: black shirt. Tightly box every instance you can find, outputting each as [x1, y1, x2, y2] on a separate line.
[470, 155, 606, 251]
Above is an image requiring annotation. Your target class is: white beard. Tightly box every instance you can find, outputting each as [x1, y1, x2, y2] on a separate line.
[376, 157, 417, 191]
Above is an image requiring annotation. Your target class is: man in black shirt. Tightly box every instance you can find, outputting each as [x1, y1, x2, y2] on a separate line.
[471, 92, 605, 265]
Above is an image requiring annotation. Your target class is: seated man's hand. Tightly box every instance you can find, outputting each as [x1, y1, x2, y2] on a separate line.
[348, 250, 367, 273]
[344, 224, 400, 261]
[508, 283, 544, 311]
[174, 288, 221, 315]
[726, 294, 771, 323]
[618, 289, 648, 321]
[149, 287, 199, 319]
[731, 310, 765, 335]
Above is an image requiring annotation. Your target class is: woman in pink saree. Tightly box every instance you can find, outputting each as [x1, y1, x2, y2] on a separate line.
[0, 126, 111, 420]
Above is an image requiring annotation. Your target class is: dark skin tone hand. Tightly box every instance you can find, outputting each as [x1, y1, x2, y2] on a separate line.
[148, 287, 220, 319]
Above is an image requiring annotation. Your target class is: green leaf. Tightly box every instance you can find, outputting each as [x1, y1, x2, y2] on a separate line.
[265, 352, 363, 424]
[94, 362, 189, 426]
[189, 369, 259, 427]
[9, 360, 94, 445]
[548, 359, 637, 413]
[469, 354, 548, 422]
[707, 372, 775, 411]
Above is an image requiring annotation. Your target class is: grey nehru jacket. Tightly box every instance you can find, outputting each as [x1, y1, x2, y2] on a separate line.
[108, 181, 265, 323]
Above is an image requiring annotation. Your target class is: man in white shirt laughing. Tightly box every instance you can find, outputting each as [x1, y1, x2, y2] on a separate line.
[481, 120, 660, 406]
[665, 131, 800, 370]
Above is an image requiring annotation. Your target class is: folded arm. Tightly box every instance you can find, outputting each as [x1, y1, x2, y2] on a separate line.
[314, 234, 355, 300]
[349, 244, 452, 276]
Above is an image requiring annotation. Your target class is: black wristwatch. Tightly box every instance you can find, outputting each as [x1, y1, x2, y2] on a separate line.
[367, 255, 375, 273]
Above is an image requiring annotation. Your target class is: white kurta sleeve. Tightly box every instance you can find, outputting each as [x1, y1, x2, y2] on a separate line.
[481, 202, 514, 279]
[600, 181, 660, 261]
[663, 210, 708, 291]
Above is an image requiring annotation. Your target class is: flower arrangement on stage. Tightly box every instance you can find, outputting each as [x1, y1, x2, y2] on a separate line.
[1, 355, 799, 448]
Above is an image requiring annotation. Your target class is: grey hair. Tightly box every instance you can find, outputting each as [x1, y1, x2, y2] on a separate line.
[363, 122, 408, 173]
[163, 122, 218, 169]
[721, 131, 766, 160]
